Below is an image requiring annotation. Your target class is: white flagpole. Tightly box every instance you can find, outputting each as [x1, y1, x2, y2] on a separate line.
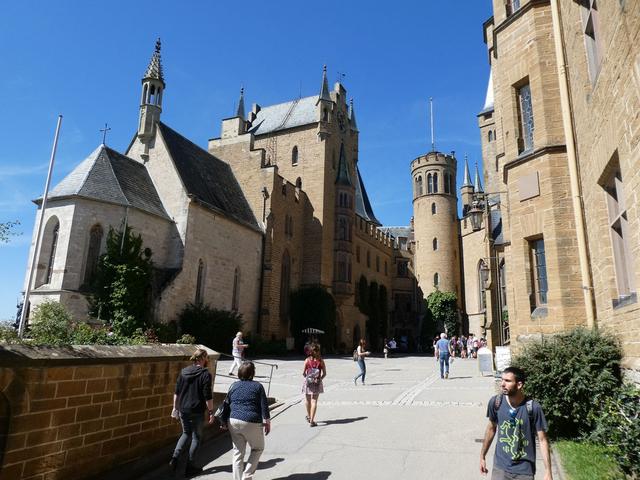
[18, 115, 63, 337]
[430, 97, 435, 152]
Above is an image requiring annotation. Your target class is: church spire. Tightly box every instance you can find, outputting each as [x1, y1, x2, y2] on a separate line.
[318, 65, 331, 102]
[462, 155, 472, 187]
[349, 98, 358, 131]
[236, 87, 245, 119]
[335, 143, 353, 186]
[474, 163, 484, 193]
[143, 38, 165, 86]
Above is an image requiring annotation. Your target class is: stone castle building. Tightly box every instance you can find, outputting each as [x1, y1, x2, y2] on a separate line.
[22, 42, 420, 350]
[458, 0, 640, 379]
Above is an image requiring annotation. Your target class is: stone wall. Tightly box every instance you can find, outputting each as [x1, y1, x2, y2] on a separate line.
[0, 344, 219, 480]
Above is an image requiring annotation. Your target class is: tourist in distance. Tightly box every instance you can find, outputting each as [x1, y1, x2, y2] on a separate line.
[302, 343, 326, 427]
[480, 366, 553, 480]
[353, 338, 371, 385]
[229, 331, 249, 376]
[219, 361, 271, 480]
[435, 332, 453, 379]
[169, 348, 214, 477]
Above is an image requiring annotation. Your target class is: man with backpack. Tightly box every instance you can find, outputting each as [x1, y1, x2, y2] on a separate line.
[480, 366, 553, 480]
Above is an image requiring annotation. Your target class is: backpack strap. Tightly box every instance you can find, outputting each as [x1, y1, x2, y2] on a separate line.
[492, 394, 503, 411]
[526, 399, 534, 420]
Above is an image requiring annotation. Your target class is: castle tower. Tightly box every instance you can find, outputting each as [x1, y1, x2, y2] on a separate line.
[138, 38, 165, 143]
[460, 155, 474, 216]
[333, 142, 355, 297]
[411, 150, 461, 301]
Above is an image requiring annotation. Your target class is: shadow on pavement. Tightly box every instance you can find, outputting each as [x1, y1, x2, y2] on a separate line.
[446, 376, 473, 380]
[319, 416, 367, 425]
[272, 472, 332, 479]
[367, 383, 392, 386]
[201, 457, 285, 476]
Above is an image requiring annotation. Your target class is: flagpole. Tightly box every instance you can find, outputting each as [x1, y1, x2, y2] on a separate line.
[430, 97, 435, 152]
[18, 115, 63, 337]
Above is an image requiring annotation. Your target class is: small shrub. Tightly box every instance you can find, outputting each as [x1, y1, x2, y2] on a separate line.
[0, 321, 20, 344]
[589, 383, 640, 478]
[512, 327, 622, 439]
[153, 321, 178, 343]
[29, 301, 73, 346]
[247, 336, 287, 356]
[178, 303, 243, 353]
[177, 334, 196, 344]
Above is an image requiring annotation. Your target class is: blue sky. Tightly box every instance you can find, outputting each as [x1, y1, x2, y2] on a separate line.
[0, 1, 492, 321]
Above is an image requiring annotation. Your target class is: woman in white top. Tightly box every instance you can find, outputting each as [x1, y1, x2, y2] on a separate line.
[353, 338, 371, 385]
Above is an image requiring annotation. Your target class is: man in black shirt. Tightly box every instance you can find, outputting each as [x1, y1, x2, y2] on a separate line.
[170, 348, 214, 477]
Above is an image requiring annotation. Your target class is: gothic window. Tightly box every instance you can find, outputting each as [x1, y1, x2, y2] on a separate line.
[35, 216, 60, 287]
[478, 260, 489, 311]
[195, 259, 205, 304]
[83, 224, 103, 286]
[296, 177, 302, 189]
[433, 172, 438, 193]
[232, 267, 240, 311]
[602, 160, 636, 303]
[434, 272, 440, 288]
[488, 130, 493, 142]
[142, 84, 148, 104]
[433, 237, 438, 251]
[427, 173, 433, 194]
[582, 0, 602, 83]
[280, 250, 291, 325]
[149, 85, 156, 104]
[529, 238, 548, 310]
[45, 222, 60, 285]
[444, 172, 451, 194]
[416, 175, 423, 196]
[432, 203, 437, 215]
[292, 146, 299, 166]
[516, 82, 534, 154]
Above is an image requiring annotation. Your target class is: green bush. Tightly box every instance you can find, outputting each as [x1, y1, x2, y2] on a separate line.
[177, 334, 196, 344]
[178, 303, 243, 353]
[0, 321, 20, 344]
[246, 336, 287, 356]
[426, 290, 458, 336]
[512, 327, 622, 439]
[29, 301, 73, 346]
[589, 383, 640, 478]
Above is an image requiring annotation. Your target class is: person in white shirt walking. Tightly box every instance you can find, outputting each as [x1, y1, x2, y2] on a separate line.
[229, 332, 249, 376]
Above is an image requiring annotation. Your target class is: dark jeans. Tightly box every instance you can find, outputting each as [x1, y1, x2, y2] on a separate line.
[354, 359, 366, 383]
[439, 353, 450, 378]
[173, 412, 205, 462]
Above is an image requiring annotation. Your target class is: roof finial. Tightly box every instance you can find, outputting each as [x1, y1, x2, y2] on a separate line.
[462, 154, 472, 187]
[236, 86, 245, 119]
[349, 98, 358, 131]
[474, 162, 484, 193]
[144, 37, 165, 86]
[319, 65, 331, 102]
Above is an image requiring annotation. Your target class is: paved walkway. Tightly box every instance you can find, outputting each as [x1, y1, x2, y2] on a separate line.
[142, 354, 560, 479]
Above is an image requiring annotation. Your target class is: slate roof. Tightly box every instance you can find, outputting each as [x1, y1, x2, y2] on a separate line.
[380, 226, 414, 249]
[157, 122, 259, 231]
[42, 145, 169, 219]
[355, 166, 381, 226]
[248, 95, 319, 136]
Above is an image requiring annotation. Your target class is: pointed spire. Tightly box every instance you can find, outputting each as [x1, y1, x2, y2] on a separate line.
[236, 87, 245, 119]
[144, 38, 165, 86]
[474, 163, 484, 193]
[335, 143, 353, 186]
[462, 155, 472, 187]
[319, 65, 331, 102]
[348, 98, 358, 131]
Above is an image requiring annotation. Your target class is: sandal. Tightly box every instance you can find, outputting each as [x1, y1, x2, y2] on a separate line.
[305, 416, 310, 423]
[309, 421, 317, 427]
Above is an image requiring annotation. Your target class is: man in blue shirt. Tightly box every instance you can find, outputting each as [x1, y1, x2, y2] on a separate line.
[434, 332, 453, 379]
[480, 366, 553, 480]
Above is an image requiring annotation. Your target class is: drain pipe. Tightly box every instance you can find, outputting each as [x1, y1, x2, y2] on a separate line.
[550, 0, 596, 329]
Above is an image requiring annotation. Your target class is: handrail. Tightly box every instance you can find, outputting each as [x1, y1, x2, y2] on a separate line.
[216, 352, 279, 397]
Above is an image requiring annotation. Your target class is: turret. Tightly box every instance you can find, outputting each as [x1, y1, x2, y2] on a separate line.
[221, 87, 248, 139]
[138, 38, 165, 143]
[317, 66, 333, 139]
[460, 155, 474, 216]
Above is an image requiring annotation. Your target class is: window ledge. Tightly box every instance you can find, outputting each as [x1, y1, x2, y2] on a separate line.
[530, 307, 548, 319]
[612, 292, 637, 310]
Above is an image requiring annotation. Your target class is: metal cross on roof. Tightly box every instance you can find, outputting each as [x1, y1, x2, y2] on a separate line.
[100, 123, 111, 145]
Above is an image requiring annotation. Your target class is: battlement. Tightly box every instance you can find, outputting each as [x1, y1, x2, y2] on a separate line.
[410, 151, 456, 172]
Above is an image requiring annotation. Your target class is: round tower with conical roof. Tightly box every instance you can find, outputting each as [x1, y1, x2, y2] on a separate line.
[411, 150, 461, 301]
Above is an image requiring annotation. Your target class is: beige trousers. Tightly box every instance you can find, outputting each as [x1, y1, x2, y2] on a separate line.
[229, 418, 265, 480]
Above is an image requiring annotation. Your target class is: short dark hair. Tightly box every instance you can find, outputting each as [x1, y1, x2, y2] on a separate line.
[238, 361, 255, 380]
[503, 366, 526, 384]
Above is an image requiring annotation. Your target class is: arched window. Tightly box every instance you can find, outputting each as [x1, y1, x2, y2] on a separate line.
[296, 177, 302, 189]
[280, 250, 291, 325]
[433, 172, 439, 193]
[45, 223, 60, 285]
[142, 84, 148, 104]
[434, 273, 440, 287]
[195, 259, 205, 304]
[232, 267, 240, 311]
[431, 203, 437, 215]
[36, 216, 60, 287]
[433, 237, 438, 251]
[416, 176, 423, 196]
[478, 260, 489, 311]
[427, 173, 433, 194]
[149, 85, 156, 104]
[338, 218, 347, 240]
[83, 224, 103, 286]
[488, 130, 493, 142]
[292, 146, 299, 166]
[444, 172, 451, 194]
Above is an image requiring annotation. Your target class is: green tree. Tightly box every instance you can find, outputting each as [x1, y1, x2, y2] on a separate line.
[89, 226, 153, 337]
[29, 301, 73, 346]
[426, 290, 458, 336]
[0, 220, 20, 243]
[290, 286, 337, 352]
